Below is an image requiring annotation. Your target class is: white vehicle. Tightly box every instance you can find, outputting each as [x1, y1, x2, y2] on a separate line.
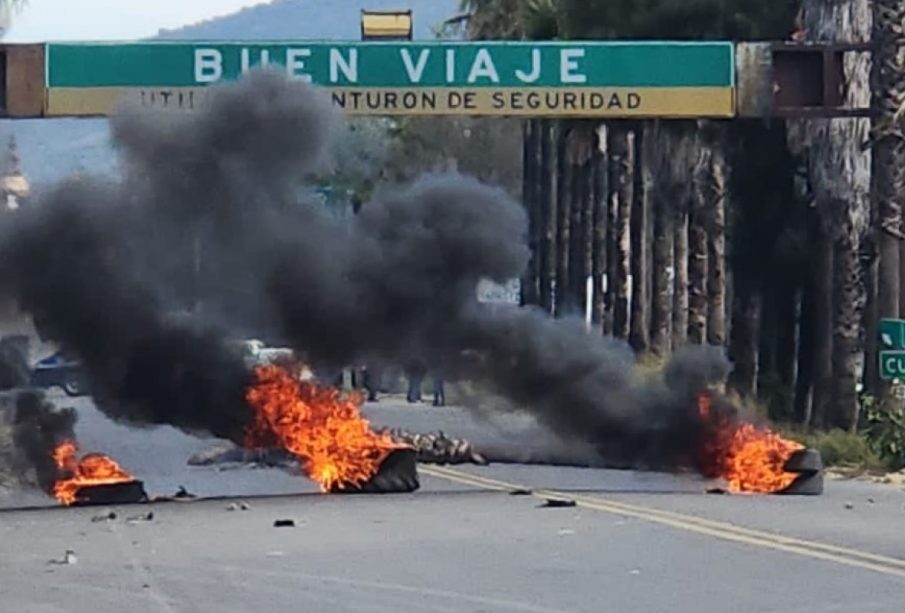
[232, 339, 313, 380]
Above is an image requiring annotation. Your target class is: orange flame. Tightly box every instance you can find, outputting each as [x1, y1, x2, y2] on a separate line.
[244, 364, 402, 492]
[697, 393, 803, 494]
[52, 441, 136, 506]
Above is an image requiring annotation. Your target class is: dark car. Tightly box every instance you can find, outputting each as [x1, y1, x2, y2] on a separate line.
[29, 352, 89, 397]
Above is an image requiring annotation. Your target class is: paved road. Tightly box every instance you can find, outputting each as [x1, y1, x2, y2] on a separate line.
[2, 393, 905, 612]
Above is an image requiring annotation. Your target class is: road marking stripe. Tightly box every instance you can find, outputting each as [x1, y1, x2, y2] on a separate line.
[420, 465, 905, 580]
[422, 465, 905, 568]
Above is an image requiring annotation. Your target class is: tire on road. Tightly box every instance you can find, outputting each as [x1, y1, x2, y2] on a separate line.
[777, 471, 824, 496]
[783, 448, 823, 473]
[332, 448, 420, 494]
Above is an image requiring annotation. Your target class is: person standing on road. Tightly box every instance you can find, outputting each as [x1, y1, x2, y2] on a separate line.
[405, 361, 425, 403]
[362, 364, 379, 402]
[432, 375, 445, 407]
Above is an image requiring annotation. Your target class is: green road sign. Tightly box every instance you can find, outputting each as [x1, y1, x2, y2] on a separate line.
[44, 41, 735, 118]
[880, 350, 905, 380]
[880, 318, 905, 349]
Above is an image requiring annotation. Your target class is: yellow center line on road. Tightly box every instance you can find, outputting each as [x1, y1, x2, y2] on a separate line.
[419, 464, 905, 581]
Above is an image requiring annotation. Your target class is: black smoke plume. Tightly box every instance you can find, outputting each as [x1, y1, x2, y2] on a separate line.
[6, 390, 76, 493]
[0, 71, 736, 472]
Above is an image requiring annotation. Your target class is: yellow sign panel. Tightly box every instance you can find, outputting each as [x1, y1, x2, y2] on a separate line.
[46, 86, 734, 118]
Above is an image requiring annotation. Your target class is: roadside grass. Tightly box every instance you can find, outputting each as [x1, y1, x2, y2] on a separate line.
[777, 425, 890, 473]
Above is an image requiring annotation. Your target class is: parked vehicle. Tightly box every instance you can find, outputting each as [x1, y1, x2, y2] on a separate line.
[29, 351, 88, 397]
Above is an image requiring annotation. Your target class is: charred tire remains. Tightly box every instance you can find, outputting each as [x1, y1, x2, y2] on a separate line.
[776, 448, 824, 496]
[330, 448, 420, 494]
[70, 481, 149, 506]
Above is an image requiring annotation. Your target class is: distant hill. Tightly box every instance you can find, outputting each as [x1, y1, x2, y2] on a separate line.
[9, 0, 462, 188]
[157, 0, 460, 41]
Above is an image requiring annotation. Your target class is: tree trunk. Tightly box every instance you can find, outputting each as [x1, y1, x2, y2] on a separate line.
[797, 0, 871, 429]
[648, 122, 675, 357]
[688, 146, 709, 345]
[566, 125, 595, 313]
[873, 0, 905, 401]
[727, 281, 761, 398]
[592, 126, 608, 327]
[539, 119, 557, 313]
[583, 139, 597, 325]
[832, 231, 865, 430]
[863, 244, 880, 394]
[775, 282, 799, 420]
[672, 200, 689, 348]
[795, 275, 815, 424]
[811, 231, 834, 429]
[604, 132, 618, 335]
[705, 141, 727, 346]
[556, 124, 573, 316]
[520, 119, 541, 306]
[538, 119, 557, 314]
[630, 123, 650, 352]
[899, 236, 905, 317]
[609, 123, 634, 339]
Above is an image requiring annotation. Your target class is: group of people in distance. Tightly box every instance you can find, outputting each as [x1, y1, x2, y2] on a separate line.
[355, 363, 445, 407]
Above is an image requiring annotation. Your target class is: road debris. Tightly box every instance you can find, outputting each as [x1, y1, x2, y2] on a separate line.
[173, 486, 195, 499]
[844, 502, 854, 510]
[226, 501, 251, 511]
[48, 550, 77, 565]
[541, 498, 577, 508]
[273, 519, 296, 528]
[91, 510, 117, 522]
[330, 448, 419, 494]
[509, 488, 533, 496]
[126, 511, 154, 523]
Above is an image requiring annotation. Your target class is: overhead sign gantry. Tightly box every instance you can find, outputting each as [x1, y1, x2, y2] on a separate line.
[0, 40, 868, 119]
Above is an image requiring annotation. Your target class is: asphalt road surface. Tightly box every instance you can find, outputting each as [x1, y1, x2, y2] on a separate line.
[2, 392, 905, 612]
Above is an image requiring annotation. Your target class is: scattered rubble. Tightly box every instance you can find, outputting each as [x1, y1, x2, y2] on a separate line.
[48, 550, 77, 565]
[91, 510, 117, 522]
[387, 429, 487, 465]
[126, 511, 154, 523]
[173, 486, 195, 499]
[541, 498, 577, 508]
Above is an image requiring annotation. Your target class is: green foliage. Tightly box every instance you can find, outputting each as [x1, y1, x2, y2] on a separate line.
[862, 395, 905, 471]
[782, 426, 887, 471]
[558, 0, 799, 40]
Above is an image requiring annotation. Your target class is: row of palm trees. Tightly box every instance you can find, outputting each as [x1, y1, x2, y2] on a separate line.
[460, 0, 901, 432]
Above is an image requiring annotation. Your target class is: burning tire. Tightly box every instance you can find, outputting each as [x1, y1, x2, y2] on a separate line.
[778, 472, 824, 496]
[330, 448, 419, 494]
[70, 480, 148, 506]
[776, 448, 824, 496]
[782, 448, 823, 473]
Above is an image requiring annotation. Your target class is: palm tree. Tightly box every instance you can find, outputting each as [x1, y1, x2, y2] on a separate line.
[872, 0, 905, 406]
[787, 0, 870, 430]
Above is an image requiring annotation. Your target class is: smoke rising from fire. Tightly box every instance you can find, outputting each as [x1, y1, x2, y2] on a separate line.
[6, 390, 76, 493]
[0, 71, 736, 471]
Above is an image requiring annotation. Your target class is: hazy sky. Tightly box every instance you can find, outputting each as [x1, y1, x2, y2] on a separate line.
[5, 1, 270, 42]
